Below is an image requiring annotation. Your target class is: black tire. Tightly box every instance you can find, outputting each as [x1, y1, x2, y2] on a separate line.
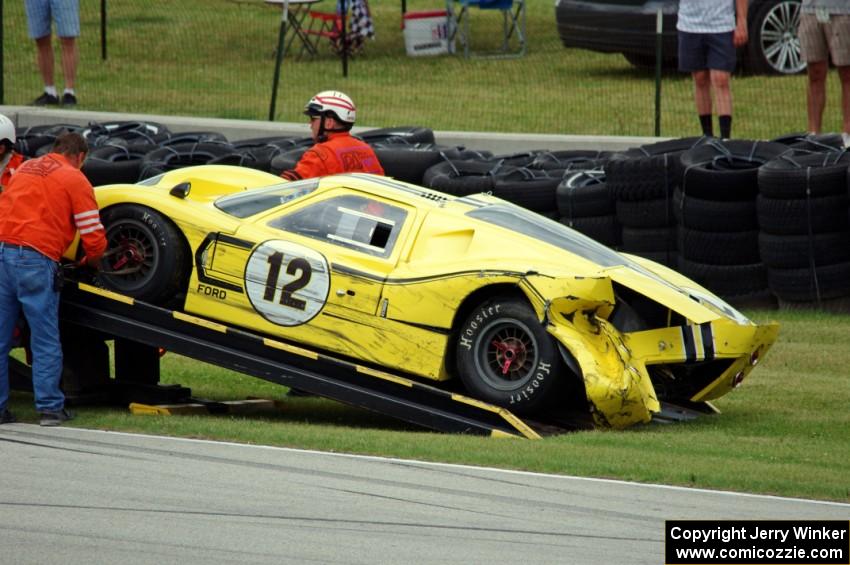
[758, 151, 850, 199]
[768, 261, 850, 302]
[616, 197, 675, 228]
[82, 158, 142, 186]
[756, 193, 849, 234]
[672, 188, 757, 232]
[357, 126, 435, 145]
[679, 139, 790, 200]
[745, 0, 805, 75]
[455, 298, 564, 415]
[604, 152, 680, 202]
[138, 142, 242, 179]
[83, 120, 172, 146]
[97, 204, 190, 305]
[556, 175, 612, 218]
[422, 160, 500, 196]
[159, 131, 229, 146]
[269, 147, 309, 176]
[621, 226, 677, 253]
[677, 258, 769, 296]
[374, 146, 444, 185]
[759, 231, 850, 268]
[559, 214, 621, 247]
[678, 227, 761, 265]
[492, 167, 560, 212]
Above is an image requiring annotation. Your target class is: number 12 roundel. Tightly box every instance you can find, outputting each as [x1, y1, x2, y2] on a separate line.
[245, 240, 330, 327]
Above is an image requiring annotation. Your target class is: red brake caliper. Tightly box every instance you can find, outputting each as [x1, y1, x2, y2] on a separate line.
[109, 239, 143, 273]
[492, 339, 522, 375]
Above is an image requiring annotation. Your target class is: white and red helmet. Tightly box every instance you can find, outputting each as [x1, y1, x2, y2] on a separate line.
[304, 91, 356, 124]
[0, 114, 15, 146]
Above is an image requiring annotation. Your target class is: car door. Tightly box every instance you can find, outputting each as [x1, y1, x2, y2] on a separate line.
[215, 190, 415, 358]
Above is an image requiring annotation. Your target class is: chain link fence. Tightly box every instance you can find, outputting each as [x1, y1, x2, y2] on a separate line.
[2, 0, 846, 139]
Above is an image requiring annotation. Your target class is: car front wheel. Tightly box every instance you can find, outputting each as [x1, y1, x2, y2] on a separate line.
[747, 0, 805, 75]
[97, 204, 189, 305]
[455, 298, 563, 415]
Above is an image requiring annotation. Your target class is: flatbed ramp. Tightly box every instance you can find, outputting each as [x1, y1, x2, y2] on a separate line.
[58, 282, 541, 439]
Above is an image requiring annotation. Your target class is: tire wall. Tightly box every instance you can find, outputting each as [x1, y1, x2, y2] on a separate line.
[17, 123, 850, 309]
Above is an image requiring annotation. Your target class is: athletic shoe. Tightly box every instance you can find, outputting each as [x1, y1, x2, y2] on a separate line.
[62, 93, 77, 106]
[0, 409, 16, 424]
[32, 92, 60, 106]
[39, 408, 75, 427]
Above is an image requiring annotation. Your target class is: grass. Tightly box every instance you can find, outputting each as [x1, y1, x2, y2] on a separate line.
[7, 308, 850, 503]
[3, 0, 849, 504]
[3, 0, 849, 138]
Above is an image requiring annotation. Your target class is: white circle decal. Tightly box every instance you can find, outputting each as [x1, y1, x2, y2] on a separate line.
[245, 240, 330, 327]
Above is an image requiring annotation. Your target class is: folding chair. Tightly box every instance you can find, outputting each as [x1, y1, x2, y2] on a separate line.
[446, 0, 526, 58]
[302, 0, 374, 57]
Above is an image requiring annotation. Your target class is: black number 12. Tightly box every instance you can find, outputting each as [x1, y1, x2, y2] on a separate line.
[263, 251, 311, 311]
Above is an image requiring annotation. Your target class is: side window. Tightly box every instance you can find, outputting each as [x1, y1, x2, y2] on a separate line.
[269, 194, 408, 258]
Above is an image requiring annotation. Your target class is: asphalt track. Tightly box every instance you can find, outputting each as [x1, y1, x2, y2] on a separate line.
[0, 426, 847, 564]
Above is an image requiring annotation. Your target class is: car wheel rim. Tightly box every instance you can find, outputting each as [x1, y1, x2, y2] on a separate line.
[760, 1, 805, 74]
[474, 319, 538, 391]
[102, 219, 159, 292]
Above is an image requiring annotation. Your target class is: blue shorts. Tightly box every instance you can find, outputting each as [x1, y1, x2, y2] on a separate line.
[677, 31, 736, 73]
[24, 0, 80, 39]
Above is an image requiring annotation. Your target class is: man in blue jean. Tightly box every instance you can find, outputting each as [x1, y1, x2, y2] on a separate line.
[0, 133, 106, 426]
[24, 0, 80, 106]
[677, 0, 749, 139]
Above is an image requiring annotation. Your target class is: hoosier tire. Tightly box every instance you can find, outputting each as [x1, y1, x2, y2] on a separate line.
[455, 298, 564, 415]
[97, 205, 190, 305]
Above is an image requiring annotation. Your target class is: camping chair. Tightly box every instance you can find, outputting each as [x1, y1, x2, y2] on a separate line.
[302, 0, 374, 57]
[446, 0, 526, 58]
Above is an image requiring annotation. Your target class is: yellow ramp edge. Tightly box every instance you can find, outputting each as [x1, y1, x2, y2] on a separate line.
[77, 282, 135, 305]
[172, 311, 229, 333]
[263, 338, 319, 360]
[129, 402, 209, 416]
[129, 399, 282, 416]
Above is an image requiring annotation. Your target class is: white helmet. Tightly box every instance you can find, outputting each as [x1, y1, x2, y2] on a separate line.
[0, 114, 15, 145]
[304, 91, 356, 124]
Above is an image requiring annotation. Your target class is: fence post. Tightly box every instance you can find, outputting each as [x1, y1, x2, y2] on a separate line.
[654, 7, 662, 137]
[268, 0, 290, 121]
[101, 0, 107, 60]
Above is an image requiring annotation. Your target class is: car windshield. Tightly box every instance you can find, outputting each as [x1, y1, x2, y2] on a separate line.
[465, 203, 634, 268]
[215, 179, 320, 218]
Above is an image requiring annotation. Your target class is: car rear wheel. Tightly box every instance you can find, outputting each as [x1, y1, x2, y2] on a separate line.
[97, 204, 189, 305]
[455, 298, 563, 415]
[747, 0, 805, 75]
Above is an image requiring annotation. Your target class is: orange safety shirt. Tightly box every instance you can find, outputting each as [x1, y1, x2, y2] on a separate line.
[281, 131, 384, 181]
[0, 152, 107, 262]
[0, 151, 25, 191]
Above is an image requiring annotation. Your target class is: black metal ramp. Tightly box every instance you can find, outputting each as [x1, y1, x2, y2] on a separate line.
[59, 282, 541, 439]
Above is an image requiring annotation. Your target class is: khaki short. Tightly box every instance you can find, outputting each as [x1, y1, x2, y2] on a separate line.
[799, 13, 850, 66]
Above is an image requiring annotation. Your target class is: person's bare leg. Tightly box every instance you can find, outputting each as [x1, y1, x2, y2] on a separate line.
[806, 60, 829, 133]
[35, 35, 54, 87]
[838, 65, 850, 136]
[711, 70, 733, 137]
[59, 37, 78, 90]
[692, 70, 713, 135]
[693, 70, 712, 114]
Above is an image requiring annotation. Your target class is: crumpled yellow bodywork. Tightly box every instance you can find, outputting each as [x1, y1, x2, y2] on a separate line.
[71, 167, 780, 429]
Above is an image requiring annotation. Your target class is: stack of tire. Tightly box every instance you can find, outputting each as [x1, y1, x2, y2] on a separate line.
[676, 139, 789, 306]
[606, 137, 708, 268]
[421, 150, 609, 219]
[757, 149, 850, 305]
[555, 167, 620, 248]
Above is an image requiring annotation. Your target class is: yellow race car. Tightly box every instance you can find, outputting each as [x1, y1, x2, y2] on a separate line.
[67, 165, 778, 428]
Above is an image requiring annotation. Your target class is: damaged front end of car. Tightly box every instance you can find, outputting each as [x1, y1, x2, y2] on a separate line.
[522, 269, 779, 429]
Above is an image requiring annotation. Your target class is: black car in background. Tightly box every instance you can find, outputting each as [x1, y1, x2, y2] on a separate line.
[555, 0, 804, 75]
